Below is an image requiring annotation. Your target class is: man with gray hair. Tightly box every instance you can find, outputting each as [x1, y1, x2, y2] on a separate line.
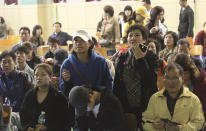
[177, 38, 204, 69]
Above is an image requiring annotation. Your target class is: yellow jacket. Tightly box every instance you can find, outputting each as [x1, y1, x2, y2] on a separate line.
[142, 87, 205, 131]
[122, 20, 147, 38]
[122, 20, 136, 38]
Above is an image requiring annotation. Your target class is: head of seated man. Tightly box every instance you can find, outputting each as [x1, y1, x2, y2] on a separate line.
[14, 46, 29, 71]
[0, 51, 16, 75]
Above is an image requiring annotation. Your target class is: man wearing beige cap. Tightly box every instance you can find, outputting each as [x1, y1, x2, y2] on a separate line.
[59, 29, 113, 130]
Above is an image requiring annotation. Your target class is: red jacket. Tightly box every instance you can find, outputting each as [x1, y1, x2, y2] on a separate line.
[194, 30, 206, 56]
[195, 30, 206, 45]
[193, 69, 206, 119]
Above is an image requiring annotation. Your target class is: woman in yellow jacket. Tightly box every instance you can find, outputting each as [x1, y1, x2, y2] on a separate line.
[122, 6, 149, 43]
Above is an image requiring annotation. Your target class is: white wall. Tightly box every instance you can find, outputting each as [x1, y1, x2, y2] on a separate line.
[0, 0, 205, 41]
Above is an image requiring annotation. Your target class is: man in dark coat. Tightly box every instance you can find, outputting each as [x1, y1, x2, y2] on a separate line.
[178, 0, 194, 39]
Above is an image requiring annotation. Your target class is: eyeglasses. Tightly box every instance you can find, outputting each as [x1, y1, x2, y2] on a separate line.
[163, 76, 180, 82]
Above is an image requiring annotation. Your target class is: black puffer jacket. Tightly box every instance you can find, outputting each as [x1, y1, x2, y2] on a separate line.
[0, 70, 32, 112]
[113, 50, 158, 115]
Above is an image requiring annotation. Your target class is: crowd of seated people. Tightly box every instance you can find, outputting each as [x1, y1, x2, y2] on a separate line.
[0, 0, 206, 130]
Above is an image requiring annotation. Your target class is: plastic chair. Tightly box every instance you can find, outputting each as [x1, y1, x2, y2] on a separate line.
[190, 45, 203, 56]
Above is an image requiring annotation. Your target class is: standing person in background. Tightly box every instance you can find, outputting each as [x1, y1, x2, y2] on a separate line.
[0, 16, 7, 40]
[20, 63, 70, 131]
[29, 25, 44, 47]
[122, 5, 133, 38]
[142, 0, 152, 15]
[145, 6, 167, 50]
[178, 0, 194, 39]
[49, 22, 72, 46]
[118, 11, 124, 39]
[100, 5, 120, 56]
[122, 6, 149, 43]
[195, 22, 206, 59]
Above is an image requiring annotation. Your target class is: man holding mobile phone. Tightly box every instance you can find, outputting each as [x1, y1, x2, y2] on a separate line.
[114, 24, 158, 131]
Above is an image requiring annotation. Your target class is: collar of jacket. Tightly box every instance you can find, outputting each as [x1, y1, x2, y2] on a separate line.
[2, 70, 17, 80]
[157, 86, 192, 98]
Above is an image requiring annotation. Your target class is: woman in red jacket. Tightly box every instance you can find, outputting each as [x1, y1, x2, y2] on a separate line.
[195, 22, 206, 56]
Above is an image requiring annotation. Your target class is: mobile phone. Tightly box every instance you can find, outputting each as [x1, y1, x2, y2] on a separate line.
[139, 44, 147, 52]
[160, 118, 181, 125]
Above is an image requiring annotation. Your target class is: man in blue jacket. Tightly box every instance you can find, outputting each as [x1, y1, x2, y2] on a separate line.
[0, 51, 32, 112]
[49, 22, 72, 45]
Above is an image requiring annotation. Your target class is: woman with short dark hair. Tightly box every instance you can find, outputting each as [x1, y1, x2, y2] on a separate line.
[100, 5, 120, 56]
[159, 31, 178, 62]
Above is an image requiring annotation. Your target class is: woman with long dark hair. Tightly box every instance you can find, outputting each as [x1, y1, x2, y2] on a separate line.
[146, 6, 167, 50]
[29, 25, 44, 47]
